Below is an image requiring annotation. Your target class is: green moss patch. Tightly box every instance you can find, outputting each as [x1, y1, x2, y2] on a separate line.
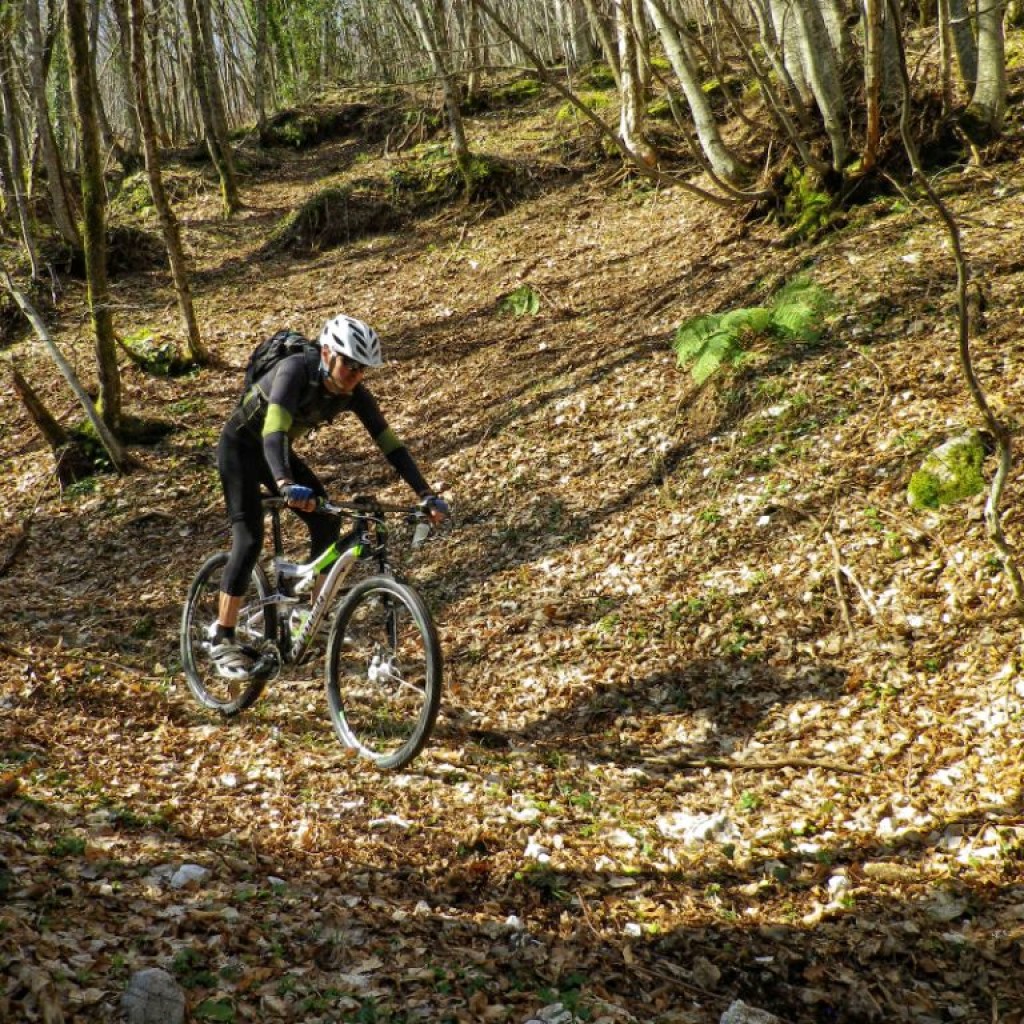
[907, 430, 987, 510]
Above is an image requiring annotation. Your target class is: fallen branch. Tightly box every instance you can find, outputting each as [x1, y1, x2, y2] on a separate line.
[826, 531, 879, 620]
[0, 260, 130, 474]
[825, 530, 856, 637]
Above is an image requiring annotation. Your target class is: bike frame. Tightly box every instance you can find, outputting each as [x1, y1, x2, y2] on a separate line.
[257, 500, 392, 664]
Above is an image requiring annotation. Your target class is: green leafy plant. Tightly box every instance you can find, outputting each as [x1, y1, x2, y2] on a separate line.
[499, 284, 540, 316]
[672, 276, 831, 384]
[50, 834, 87, 857]
[195, 999, 235, 1022]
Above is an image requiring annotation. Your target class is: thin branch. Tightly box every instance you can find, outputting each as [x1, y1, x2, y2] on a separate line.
[887, 0, 1024, 611]
[0, 261, 131, 475]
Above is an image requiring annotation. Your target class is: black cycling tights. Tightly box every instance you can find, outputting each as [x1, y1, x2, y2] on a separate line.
[217, 421, 335, 597]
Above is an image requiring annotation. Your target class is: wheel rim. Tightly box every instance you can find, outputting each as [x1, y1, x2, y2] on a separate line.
[329, 587, 432, 763]
[184, 561, 268, 709]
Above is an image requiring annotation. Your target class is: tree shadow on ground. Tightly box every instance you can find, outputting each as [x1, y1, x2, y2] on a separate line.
[4, 709, 1020, 1024]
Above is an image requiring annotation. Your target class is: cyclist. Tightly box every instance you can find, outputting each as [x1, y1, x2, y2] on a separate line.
[209, 314, 448, 680]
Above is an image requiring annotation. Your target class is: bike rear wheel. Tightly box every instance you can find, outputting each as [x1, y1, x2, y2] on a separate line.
[180, 552, 277, 716]
[325, 576, 442, 770]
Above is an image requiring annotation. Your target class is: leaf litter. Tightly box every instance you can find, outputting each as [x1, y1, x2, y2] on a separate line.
[3, 91, 1024, 1023]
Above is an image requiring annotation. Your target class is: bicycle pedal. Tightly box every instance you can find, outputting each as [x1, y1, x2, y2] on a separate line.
[250, 649, 281, 681]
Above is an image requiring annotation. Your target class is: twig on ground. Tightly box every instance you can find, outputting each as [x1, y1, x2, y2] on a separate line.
[825, 530, 856, 637]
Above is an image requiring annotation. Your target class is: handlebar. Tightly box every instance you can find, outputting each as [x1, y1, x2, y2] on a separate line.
[261, 493, 437, 524]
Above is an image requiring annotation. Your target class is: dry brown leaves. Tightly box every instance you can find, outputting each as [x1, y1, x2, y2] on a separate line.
[3, 93, 1024, 1024]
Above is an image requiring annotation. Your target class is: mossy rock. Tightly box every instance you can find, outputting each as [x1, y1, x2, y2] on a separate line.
[390, 150, 563, 215]
[556, 90, 611, 124]
[262, 186, 404, 256]
[119, 329, 196, 377]
[648, 97, 675, 122]
[907, 429, 987, 510]
[112, 172, 155, 215]
[52, 225, 168, 280]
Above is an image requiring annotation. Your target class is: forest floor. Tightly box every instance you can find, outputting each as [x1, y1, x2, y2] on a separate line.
[3, 80, 1024, 1024]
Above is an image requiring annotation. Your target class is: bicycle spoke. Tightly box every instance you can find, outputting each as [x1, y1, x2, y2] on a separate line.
[181, 553, 275, 716]
[326, 578, 441, 770]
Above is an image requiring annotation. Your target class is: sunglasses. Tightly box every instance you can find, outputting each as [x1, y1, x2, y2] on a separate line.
[340, 356, 368, 373]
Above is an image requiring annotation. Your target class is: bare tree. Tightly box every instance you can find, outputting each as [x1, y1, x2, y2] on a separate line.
[645, 0, 749, 183]
[184, 0, 241, 214]
[66, 0, 122, 430]
[615, 0, 656, 165]
[24, 0, 82, 248]
[406, 0, 473, 174]
[128, 0, 208, 364]
[0, 9, 40, 279]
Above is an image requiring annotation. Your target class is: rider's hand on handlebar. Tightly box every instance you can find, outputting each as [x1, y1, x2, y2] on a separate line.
[280, 483, 318, 513]
[422, 494, 450, 524]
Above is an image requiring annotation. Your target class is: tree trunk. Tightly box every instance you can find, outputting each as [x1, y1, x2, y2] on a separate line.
[253, 0, 269, 133]
[24, 0, 81, 248]
[1, 260, 129, 473]
[863, 0, 883, 170]
[0, 18, 41, 280]
[408, 0, 473, 175]
[557, 0, 595, 68]
[615, 0, 656, 166]
[580, 0, 622, 87]
[65, 0, 122, 431]
[964, 0, 1007, 138]
[128, 0, 208, 365]
[10, 363, 95, 486]
[109, 0, 143, 155]
[792, 0, 849, 169]
[465, 0, 484, 95]
[768, 0, 813, 104]
[184, 0, 240, 215]
[744, 0, 814, 127]
[644, 0, 748, 183]
[947, 0, 978, 90]
[818, 0, 854, 67]
[197, 0, 241, 202]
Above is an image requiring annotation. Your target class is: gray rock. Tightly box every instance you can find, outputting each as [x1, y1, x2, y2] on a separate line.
[122, 968, 185, 1024]
[720, 1000, 783, 1024]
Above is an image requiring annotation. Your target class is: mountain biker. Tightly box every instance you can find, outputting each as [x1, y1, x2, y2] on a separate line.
[210, 314, 449, 680]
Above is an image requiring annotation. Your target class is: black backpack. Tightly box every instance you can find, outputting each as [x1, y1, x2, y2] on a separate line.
[242, 330, 319, 392]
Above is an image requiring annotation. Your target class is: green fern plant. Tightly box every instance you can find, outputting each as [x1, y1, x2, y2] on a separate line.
[672, 277, 831, 385]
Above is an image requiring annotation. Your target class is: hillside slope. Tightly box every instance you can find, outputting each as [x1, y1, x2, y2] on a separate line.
[2, 88, 1024, 1024]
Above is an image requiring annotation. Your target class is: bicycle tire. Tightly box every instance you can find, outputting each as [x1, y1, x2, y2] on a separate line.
[180, 552, 276, 717]
[325, 575, 442, 770]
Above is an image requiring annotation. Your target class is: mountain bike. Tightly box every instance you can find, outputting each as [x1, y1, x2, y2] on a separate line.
[180, 495, 442, 770]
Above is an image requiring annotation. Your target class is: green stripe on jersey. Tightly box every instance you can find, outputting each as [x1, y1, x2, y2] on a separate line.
[263, 403, 293, 436]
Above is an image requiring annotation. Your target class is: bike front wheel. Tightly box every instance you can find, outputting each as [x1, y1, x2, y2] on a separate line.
[325, 576, 442, 770]
[180, 552, 277, 717]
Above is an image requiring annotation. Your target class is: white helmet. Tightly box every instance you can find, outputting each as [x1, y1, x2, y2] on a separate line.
[318, 314, 383, 367]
